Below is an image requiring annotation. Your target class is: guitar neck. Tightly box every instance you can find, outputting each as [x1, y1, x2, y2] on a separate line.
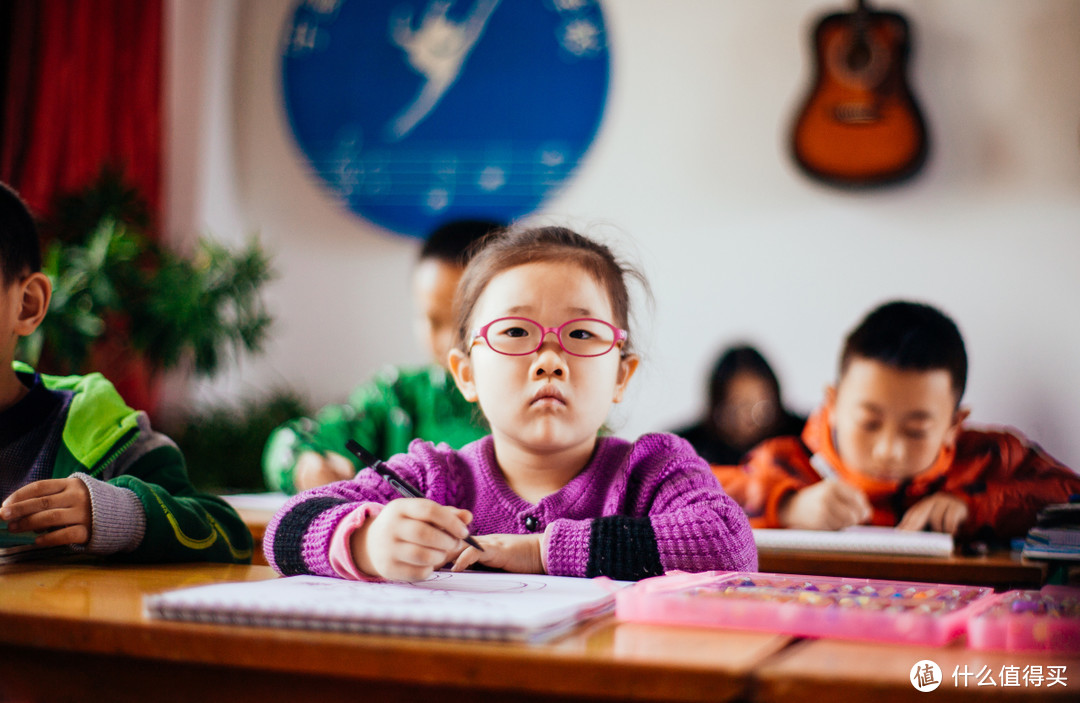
[853, 0, 871, 38]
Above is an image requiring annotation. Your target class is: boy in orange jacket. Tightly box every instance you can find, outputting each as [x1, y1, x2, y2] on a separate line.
[715, 300, 1080, 540]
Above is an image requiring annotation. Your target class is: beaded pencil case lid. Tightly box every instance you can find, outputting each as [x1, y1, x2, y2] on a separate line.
[616, 570, 994, 646]
[966, 586, 1080, 653]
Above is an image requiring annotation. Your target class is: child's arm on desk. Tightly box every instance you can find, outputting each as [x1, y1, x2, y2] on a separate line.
[293, 451, 356, 492]
[897, 494, 969, 534]
[944, 429, 1080, 539]
[264, 413, 362, 494]
[96, 419, 253, 563]
[723, 437, 871, 530]
[450, 534, 543, 575]
[0, 478, 92, 548]
[263, 371, 411, 495]
[778, 480, 872, 530]
[348, 498, 475, 582]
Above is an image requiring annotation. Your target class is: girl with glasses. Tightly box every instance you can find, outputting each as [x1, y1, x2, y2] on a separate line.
[264, 226, 756, 582]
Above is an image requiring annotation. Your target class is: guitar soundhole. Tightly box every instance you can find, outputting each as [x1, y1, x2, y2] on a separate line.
[846, 40, 873, 72]
[826, 31, 890, 90]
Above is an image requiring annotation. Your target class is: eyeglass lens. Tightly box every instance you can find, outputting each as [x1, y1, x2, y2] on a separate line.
[484, 318, 618, 357]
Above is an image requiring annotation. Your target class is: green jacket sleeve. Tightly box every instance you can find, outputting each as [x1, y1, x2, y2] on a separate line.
[33, 366, 253, 563]
[109, 443, 253, 564]
[261, 365, 487, 494]
[261, 368, 410, 494]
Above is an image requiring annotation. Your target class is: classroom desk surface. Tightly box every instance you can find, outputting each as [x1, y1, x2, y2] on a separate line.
[755, 636, 1079, 702]
[757, 547, 1049, 590]
[2, 561, 1076, 702]
[233, 506, 274, 565]
[223, 493, 288, 567]
[0, 561, 790, 703]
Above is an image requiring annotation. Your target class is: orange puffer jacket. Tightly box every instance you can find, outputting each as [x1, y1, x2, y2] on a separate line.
[713, 406, 1080, 539]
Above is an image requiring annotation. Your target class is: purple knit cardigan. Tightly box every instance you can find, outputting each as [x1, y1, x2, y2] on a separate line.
[264, 433, 757, 580]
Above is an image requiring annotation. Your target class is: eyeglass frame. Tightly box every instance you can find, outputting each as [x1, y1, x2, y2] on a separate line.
[470, 316, 628, 358]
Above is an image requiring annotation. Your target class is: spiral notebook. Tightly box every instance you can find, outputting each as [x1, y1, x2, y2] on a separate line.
[145, 571, 625, 643]
[752, 525, 954, 557]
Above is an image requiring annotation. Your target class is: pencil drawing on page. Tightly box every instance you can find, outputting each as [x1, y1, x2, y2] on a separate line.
[297, 571, 549, 610]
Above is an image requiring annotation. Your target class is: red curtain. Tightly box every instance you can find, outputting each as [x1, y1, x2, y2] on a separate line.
[0, 0, 162, 225]
[1, 0, 163, 412]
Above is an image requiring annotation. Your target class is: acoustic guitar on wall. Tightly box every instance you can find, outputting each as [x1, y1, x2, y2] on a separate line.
[790, 0, 928, 187]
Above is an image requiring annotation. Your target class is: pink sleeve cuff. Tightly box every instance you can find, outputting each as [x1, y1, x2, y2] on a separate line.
[329, 503, 385, 581]
[540, 524, 553, 574]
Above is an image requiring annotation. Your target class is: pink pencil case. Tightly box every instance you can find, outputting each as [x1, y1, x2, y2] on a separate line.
[966, 586, 1080, 652]
[616, 571, 994, 646]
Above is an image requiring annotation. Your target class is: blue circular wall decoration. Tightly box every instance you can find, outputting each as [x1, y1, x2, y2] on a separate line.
[281, 0, 610, 239]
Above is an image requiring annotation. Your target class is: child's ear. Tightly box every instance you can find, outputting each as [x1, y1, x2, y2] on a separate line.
[944, 406, 970, 448]
[824, 384, 838, 410]
[447, 348, 478, 402]
[612, 354, 639, 403]
[15, 273, 51, 336]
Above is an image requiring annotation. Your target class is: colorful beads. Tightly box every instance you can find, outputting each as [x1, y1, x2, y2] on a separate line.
[693, 574, 988, 615]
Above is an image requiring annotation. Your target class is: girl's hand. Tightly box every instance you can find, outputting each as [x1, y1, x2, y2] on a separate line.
[0, 478, 92, 547]
[352, 498, 473, 581]
[451, 534, 545, 574]
[778, 480, 872, 530]
[294, 451, 356, 491]
[897, 493, 969, 535]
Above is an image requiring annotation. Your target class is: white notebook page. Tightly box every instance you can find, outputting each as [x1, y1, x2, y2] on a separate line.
[752, 525, 954, 557]
[145, 571, 626, 643]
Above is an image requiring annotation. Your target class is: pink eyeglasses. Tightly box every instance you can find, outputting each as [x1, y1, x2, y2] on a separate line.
[471, 317, 627, 357]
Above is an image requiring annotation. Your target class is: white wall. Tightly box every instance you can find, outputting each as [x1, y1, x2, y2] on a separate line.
[165, 0, 1080, 470]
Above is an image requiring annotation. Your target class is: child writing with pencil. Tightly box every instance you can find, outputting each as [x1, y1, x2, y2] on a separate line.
[264, 226, 757, 581]
[262, 220, 499, 493]
[715, 300, 1080, 539]
[0, 182, 251, 562]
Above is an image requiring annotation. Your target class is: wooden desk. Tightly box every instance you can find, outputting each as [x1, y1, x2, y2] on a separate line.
[756, 636, 1079, 703]
[0, 562, 790, 703]
[233, 506, 273, 566]
[221, 493, 288, 567]
[757, 548, 1048, 590]
[242, 510, 1048, 586]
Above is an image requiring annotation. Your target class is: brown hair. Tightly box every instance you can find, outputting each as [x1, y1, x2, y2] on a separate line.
[453, 226, 648, 354]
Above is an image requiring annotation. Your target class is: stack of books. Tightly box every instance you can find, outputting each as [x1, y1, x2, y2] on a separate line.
[1021, 502, 1080, 561]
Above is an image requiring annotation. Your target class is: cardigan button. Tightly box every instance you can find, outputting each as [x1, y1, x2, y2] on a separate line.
[523, 516, 539, 532]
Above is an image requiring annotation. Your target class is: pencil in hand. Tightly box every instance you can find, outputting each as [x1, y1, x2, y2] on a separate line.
[345, 440, 484, 552]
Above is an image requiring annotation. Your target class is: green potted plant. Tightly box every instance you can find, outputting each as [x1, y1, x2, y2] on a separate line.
[166, 390, 311, 492]
[16, 169, 274, 398]
[14, 169, 293, 491]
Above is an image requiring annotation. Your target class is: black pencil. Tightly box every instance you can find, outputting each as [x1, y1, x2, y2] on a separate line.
[345, 440, 484, 552]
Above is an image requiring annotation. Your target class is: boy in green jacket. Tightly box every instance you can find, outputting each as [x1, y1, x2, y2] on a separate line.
[0, 182, 251, 563]
[262, 220, 500, 494]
